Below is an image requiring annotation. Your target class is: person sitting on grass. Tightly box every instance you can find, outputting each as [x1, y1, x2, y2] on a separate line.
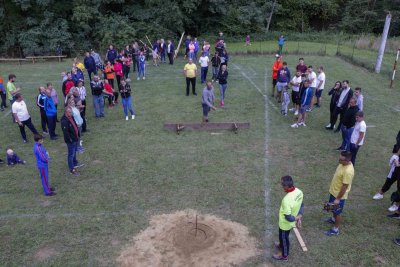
[272, 175, 304, 262]
[6, 148, 26, 166]
[33, 134, 55, 196]
[291, 80, 313, 128]
[201, 81, 216, 123]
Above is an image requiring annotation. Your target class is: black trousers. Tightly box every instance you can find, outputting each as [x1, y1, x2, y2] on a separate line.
[0, 92, 6, 108]
[39, 108, 48, 132]
[47, 115, 57, 138]
[330, 106, 345, 128]
[279, 228, 291, 258]
[81, 99, 87, 132]
[168, 52, 174, 65]
[186, 77, 196, 95]
[381, 174, 400, 193]
[19, 117, 38, 141]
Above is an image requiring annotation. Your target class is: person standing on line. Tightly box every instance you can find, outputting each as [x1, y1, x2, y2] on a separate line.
[33, 134, 55, 196]
[184, 59, 197, 96]
[12, 93, 39, 143]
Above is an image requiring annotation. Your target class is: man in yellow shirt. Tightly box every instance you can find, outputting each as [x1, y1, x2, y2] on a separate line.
[183, 59, 197, 96]
[273, 175, 304, 261]
[324, 151, 355, 236]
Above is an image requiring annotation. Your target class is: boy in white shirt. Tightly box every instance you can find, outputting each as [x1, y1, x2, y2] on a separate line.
[306, 66, 317, 111]
[315, 66, 326, 108]
[350, 111, 366, 165]
[198, 52, 210, 84]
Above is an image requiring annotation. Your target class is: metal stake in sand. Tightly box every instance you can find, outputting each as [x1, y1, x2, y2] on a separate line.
[195, 215, 198, 237]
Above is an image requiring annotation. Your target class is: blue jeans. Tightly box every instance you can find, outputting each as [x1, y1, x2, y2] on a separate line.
[138, 64, 145, 78]
[93, 94, 104, 117]
[201, 67, 208, 83]
[121, 96, 135, 116]
[340, 126, 354, 151]
[67, 142, 78, 171]
[350, 143, 360, 166]
[219, 83, 228, 102]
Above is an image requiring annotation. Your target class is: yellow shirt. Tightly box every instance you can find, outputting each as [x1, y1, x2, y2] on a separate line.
[279, 188, 303, 231]
[184, 63, 197, 78]
[76, 62, 85, 72]
[329, 163, 354, 199]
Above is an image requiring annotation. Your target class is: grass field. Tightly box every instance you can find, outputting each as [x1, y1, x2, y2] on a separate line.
[0, 51, 399, 266]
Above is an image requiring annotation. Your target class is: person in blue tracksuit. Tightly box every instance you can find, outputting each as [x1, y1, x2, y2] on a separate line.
[291, 80, 313, 128]
[33, 134, 55, 196]
[43, 87, 58, 140]
[137, 52, 146, 80]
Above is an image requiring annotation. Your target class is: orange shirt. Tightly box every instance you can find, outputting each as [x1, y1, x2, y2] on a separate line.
[105, 65, 115, 80]
[272, 60, 283, 79]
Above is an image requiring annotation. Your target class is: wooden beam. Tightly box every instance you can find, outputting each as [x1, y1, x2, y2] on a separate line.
[174, 32, 185, 59]
[293, 227, 308, 252]
[164, 122, 250, 134]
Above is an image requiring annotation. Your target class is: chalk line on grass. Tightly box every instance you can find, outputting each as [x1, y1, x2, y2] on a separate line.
[232, 63, 266, 98]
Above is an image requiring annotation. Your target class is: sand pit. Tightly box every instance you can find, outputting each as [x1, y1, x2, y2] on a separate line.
[117, 209, 260, 267]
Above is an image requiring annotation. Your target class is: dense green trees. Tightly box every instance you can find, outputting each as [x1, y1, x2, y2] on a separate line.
[0, 0, 399, 56]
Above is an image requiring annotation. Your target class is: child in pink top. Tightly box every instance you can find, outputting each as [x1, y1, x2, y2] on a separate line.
[113, 60, 123, 87]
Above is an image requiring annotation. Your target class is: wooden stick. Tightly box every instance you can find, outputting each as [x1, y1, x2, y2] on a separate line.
[174, 32, 185, 59]
[145, 35, 161, 60]
[139, 39, 160, 60]
[293, 227, 308, 252]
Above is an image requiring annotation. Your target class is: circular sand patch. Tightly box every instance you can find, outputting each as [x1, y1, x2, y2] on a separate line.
[117, 209, 259, 267]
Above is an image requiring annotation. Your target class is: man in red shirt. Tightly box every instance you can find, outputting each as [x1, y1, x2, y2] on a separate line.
[271, 54, 283, 99]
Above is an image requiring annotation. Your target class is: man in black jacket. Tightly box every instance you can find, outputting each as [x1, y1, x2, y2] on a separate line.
[84, 52, 97, 81]
[61, 108, 82, 176]
[337, 97, 359, 151]
[326, 80, 353, 131]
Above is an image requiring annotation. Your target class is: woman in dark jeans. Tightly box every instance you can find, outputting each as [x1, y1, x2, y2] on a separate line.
[326, 81, 342, 129]
[217, 64, 228, 107]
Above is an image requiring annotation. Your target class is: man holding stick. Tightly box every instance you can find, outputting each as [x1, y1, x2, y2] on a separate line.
[273, 175, 304, 261]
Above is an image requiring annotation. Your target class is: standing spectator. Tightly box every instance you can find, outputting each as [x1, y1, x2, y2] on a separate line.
[326, 81, 342, 129]
[73, 58, 85, 73]
[193, 37, 199, 61]
[198, 52, 210, 84]
[296, 58, 307, 74]
[114, 59, 124, 87]
[184, 59, 197, 96]
[0, 76, 7, 111]
[184, 36, 191, 59]
[123, 55, 132, 79]
[36, 87, 48, 135]
[354, 87, 363, 111]
[291, 80, 313, 128]
[281, 86, 290, 116]
[47, 83, 59, 122]
[278, 35, 285, 55]
[90, 75, 105, 118]
[61, 107, 82, 176]
[306, 66, 317, 111]
[349, 111, 366, 166]
[159, 39, 167, 63]
[220, 49, 229, 67]
[106, 44, 117, 64]
[201, 81, 216, 123]
[272, 175, 304, 261]
[211, 52, 221, 82]
[271, 55, 283, 98]
[44, 87, 58, 140]
[83, 52, 97, 81]
[152, 40, 159, 66]
[132, 42, 140, 72]
[167, 40, 175, 65]
[203, 41, 211, 57]
[188, 41, 195, 60]
[324, 151, 354, 236]
[314, 66, 326, 108]
[104, 61, 115, 89]
[33, 134, 55, 196]
[245, 35, 251, 46]
[137, 52, 146, 80]
[119, 79, 135, 121]
[91, 49, 103, 72]
[276, 62, 291, 103]
[66, 92, 85, 153]
[6, 74, 20, 107]
[326, 80, 353, 131]
[71, 67, 84, 86]
[62, 72, 75, 97]
[12, 93, 39, 143]
[76, 80, 87, 132]
[290, 71, 302, 116]
[217, 64, 228, 107]
[337, 97, 359, 152]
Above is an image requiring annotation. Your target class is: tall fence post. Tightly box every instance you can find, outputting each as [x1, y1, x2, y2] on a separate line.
[352, 41, 356, 60]
[336, 34, 341, 55]
[390, 48, 400, 88]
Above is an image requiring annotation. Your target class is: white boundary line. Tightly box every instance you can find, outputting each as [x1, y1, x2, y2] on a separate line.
[232, 63, 266, 97]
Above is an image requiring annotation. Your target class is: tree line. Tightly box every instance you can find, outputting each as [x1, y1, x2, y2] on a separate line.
[0, 0, 399, 57]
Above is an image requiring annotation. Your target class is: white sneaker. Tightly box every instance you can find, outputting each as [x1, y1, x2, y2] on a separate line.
[289, 108, 296, 112]
[137, 77, 140, 80]
[388, 204, 399, 212]
[326, 123, 331, 128]
[373, 193, 384, 200]
[298, 122, 306, 127]
[143, 77, 146, 80]
[132, 115, 135, 120]
[291, 123, 299, 128]
[294, 110, 299, 116]
[125, 116, 129, 121]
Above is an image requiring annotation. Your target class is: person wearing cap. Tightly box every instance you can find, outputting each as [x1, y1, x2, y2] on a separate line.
[271, 55, 283, 99]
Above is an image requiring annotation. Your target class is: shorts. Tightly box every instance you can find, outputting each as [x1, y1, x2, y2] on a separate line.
[202, 103, 210, 116]
[300, 105, 309, 114]
[272, 79, 277, 86]
[315, 89, 323, 98]
[291, 91, 300, 105]
[328, 194, 345, 215]
[276, 82, 287, 92]
[152, 51, 158, 59]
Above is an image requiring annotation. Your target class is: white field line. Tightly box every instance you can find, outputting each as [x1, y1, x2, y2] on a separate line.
[232, 63, 266, 97]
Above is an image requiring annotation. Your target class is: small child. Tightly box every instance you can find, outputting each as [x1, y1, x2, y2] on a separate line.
[245, 35, 251, 46]
[281, 86, 290, 116]
[373, 145, 400, 212]
[138, 52, 146, 80]
[354, 87, 363, 111]
[6, 149, 26, 166]
[33, 134, 55, 196]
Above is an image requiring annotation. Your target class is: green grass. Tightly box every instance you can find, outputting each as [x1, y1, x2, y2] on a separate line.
[0, 52, 399, 266]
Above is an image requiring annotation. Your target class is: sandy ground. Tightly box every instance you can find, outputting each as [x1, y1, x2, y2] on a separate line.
[117, 209, 260, 267]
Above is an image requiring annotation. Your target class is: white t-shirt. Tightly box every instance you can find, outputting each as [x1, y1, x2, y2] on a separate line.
[12, 100, 30, 121]
[351, 120, 366, 146]
[317, 72, 326, 90]
[309, 71, 317, 88]
[388, 154, 399, 178]
[198, 56, 209, 67]
[291, 76, 302, 92]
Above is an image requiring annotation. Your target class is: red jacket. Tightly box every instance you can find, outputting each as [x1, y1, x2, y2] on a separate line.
[272, 60, 283, 79]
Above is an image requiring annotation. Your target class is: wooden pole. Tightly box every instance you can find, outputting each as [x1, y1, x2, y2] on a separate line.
[174, 32, 185, 59]
[375, 13, 391, 73]
[390, 49, 399, 88]
[145, 35, 153, 48]
[139, 39, 160, 59]
[293, 227, 308, 252]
